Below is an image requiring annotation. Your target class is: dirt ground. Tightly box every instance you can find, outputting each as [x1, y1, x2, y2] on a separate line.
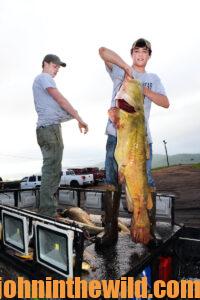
[153, 164, 200, 227]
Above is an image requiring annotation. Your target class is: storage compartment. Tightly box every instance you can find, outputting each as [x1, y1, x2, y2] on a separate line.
[156, 193, 175, 224]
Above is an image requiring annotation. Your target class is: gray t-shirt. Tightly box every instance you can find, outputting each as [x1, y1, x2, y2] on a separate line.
[105, 64, 166, 143]
[33, 72, 73, 128]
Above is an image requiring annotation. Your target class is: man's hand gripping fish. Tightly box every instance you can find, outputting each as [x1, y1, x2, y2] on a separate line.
[108, 76, 153, 245]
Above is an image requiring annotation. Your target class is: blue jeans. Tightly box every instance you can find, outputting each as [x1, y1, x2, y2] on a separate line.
[146, 142, 156, 188]
[105, 135, 118, 186]
[105, 134, 155, 188]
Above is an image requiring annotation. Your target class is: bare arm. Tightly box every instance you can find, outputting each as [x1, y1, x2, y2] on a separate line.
[47, 87, 88, 133]
[143, 87, 170, 108]
[99, 47, 133, 76]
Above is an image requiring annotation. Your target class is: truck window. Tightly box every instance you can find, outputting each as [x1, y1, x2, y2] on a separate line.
[29, 176, 36, 182]
[69, 170, 75, 175]
[64, 170, 75, 175]
[21, 177, 28, 182]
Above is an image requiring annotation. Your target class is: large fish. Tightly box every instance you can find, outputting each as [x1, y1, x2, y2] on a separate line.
[60, 207, 130, 235]
[109, 76, 153, 245]
[60, 207, 104, 235]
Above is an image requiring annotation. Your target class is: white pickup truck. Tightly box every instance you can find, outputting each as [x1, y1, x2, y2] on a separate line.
[20, 170, 94, 189]
[60, 169, 94, 187]
[20, 175, 42, 189]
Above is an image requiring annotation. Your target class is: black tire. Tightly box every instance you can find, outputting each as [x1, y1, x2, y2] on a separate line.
[70, 180, 80, 187]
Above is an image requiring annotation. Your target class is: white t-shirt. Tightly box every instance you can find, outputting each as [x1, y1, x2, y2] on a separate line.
[33, 72, 73, 128]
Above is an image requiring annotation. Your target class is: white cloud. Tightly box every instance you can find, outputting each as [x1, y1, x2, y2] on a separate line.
[0, 0, 200, 178]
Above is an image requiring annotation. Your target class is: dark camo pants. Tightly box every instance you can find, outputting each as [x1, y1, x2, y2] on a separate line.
[36, 124, 63, 216]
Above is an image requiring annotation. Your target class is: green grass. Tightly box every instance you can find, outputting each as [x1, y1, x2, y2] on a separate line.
[192, 163, 200, 169]
[152, 162, 200, 171]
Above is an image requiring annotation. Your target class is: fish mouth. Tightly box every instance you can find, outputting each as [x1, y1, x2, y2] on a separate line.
[117, 99, 136, 113]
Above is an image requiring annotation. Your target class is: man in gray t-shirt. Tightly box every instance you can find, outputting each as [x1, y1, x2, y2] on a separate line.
[96, 39, 170, 248]
[33, 54, 88, 217]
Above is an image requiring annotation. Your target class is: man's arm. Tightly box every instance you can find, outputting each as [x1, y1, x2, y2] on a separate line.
[47, 87, 88, 133]
[143, 87, 170, 108]
[99, 47, 133, 77]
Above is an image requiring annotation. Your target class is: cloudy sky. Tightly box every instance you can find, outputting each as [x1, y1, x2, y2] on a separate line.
[0, 0, 200, 179]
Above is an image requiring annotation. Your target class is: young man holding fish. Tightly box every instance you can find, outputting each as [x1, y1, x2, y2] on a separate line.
[96, 38, 169, 247]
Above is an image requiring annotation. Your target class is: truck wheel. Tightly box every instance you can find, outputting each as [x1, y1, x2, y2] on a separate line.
[70, 180, 80, 187]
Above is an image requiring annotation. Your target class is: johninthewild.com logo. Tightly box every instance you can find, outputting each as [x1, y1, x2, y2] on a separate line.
[0, 276, 200, 298]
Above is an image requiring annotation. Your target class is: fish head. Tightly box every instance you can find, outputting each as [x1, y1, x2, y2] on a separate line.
[115, 77, 144, 114]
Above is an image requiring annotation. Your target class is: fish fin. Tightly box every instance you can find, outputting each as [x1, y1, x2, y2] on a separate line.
[147, 190, 153, 210]
[130, 209, 152, 245]
[118, 165, 126, 184]
[130, 225, 152, 245]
